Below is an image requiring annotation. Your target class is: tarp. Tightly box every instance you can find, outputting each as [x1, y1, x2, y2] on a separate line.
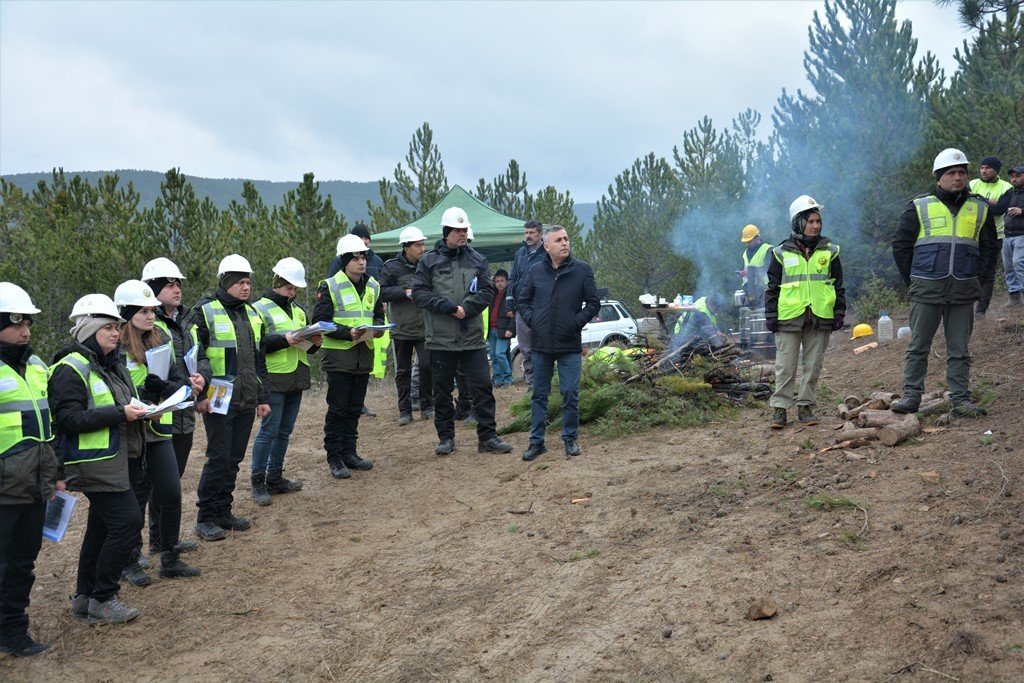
[372, 185, 525, 263]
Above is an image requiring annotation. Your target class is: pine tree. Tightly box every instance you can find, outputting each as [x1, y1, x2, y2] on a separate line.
[141, 168, 202, 264]
[490, 159, 529, 217]
[524, 186, 584, 250]
[936, 0, 1023, 29]
[366, 178, 411, 233]
[227, 181, 274, 277]
[393, 122, 449, 216]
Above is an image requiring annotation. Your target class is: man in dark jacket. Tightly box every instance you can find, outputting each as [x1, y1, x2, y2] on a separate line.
[327, 223, 385, 282]
[487, 269, 515, 387]
[186, 255, 271, 540]
[507, 220, 546, 387]
[412, 206, 512, 456]
[891, 148, 998, 417]
[992, 164, 1024, 307]
[380, 226, 434, 426]
[517, 226, 600, 461]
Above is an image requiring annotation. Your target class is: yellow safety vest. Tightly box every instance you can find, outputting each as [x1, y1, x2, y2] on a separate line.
[321, 274, 379, 351]
[253, 298, 309, 374]
[969, 178, 1012, 239]
[910, 196, 988, 281]
[201, 300, 263, 379]
[51, 352, 129, 464]
[125, 329, 174, 440]
[371, 317, 389, 379]
[0, 356, 53, 458]
[772, 243, 840, 321]
[674, 297, 717, 334]
[742, 242, 772, 269]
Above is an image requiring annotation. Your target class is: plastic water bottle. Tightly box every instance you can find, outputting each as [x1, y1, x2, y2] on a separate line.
[673, 293, 684, 308]
[877, 311, 893, 343]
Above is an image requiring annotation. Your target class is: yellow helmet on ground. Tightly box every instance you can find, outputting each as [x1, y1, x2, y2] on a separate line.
[741, 224, 760, 242]
[851, 323, 873, 340]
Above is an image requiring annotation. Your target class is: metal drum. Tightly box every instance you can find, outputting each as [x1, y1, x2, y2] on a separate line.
[747, 308, 776, 360]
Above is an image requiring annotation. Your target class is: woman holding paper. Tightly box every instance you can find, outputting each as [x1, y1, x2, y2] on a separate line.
[49, 293, 148, 625]
[114, 280, 201, 583]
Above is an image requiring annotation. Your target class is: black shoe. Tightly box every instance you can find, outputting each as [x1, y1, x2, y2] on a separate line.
[213, 514, 251, 532]
[251, 473, 271, 506]
[159, 550, 201, 579]
[522, 443, 547, 461]
[175, 540, 198, 553]
[397, 414, 413, 427]
[770, 408, 787, 430]
[0, 634, 51, 657]
[479, 437, 513, 454]
[342, 452, 373, 470]
[194, 521, 228, 541]
[328, 455, 351, 479]
[891, 396, 920, 414]
[435, 438, 455, 456]
[565, 440, 581, 457]
[951, 400, 987, 417]
[266, 469, 303, 494]
[361, 406, 376, 417]
[135, 553, 152, 570]
[122, 561, 151, 587]
[797, 405, 818, 425]
[421, 408, 435, 420]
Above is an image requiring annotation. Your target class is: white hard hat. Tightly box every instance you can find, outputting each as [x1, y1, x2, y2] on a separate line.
[0, 282, 41, 315]
[336, 233, 369, 256]
[933, 148, 969, 173]
[441, 206, 471, 229]
[113, 279, 158, 308]
[217, 254, 254, 277]
[399, 226, 426, 244]
[68, 293, 124, 322]
[141, 257, 186, 282]
[467, 227, 475, 241]
[788, 195, 824, 221]
[272, 257, 307, 288]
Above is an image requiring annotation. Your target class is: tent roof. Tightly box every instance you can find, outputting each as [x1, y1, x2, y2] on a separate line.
[372, 185, 524, 263]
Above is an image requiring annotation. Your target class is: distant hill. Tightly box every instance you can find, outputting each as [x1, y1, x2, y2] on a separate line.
[1, 169, 598, 232]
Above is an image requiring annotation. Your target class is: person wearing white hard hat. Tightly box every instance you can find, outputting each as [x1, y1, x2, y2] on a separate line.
[327, 223, 385, 282]
[412, 206, 512, 456]
[50, 293, 149, 626]
[764, 195, 846, 430]
[379, 226, 435, 426]
[185, 254, 270, 541]
[891, 148, 998, 417]
[0, 283, 59, 656]
[313, 234, 386, 479]
[248, 257, 319, 504]
[140, 257, 209, 558]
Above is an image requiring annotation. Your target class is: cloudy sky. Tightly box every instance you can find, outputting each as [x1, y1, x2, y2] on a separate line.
[1, 0, 970, 202]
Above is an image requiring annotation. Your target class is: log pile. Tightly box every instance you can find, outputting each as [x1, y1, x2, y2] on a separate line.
[833, 390, 949, 448]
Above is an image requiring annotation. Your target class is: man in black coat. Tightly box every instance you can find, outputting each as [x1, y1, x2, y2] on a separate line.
[517, 225, 600, 461]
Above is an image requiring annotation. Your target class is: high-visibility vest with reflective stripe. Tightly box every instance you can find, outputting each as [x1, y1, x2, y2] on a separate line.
[125, 330, 173, 440]
[743, 242, 772, 269]
[201, 300, 263, 379]
[371, 314, 389, 379]
[969, 178, 1012, 238]
[153, 318, 200, 353]
[320, 275, 379, 351]
[253, 298, 308, 374]
[910, 196, 988, 280]
[52, 352, 128, 464]
[0, 356, 53, 458]
[673, 297, 717, 334]
[772, 243, 840, 321]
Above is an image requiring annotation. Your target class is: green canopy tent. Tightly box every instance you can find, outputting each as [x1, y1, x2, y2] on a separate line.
[372, 185, 526, 263]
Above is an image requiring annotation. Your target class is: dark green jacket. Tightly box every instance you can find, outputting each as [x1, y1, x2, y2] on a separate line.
[379, 253, 425, 340]
[412, 241, 493, 352]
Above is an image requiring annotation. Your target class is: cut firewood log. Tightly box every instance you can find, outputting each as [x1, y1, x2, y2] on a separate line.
[866, 392, 899, 409]
[916, 398, 949, 416]
[865, 399, 890, 410]
[843, 395, 863, 409]
[838, 402, 870, 420]
[857, 410, 907, 428]
[878, 415, 921, 446]
[835, 427, 879, 443]
[922, 390, 950, 402]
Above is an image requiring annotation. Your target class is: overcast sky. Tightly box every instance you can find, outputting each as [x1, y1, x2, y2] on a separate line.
[1, 0, 970, 202]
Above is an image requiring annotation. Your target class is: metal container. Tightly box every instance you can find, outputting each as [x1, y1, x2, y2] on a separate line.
[734, 289, 745, 307]
[747, 308, 776, 360]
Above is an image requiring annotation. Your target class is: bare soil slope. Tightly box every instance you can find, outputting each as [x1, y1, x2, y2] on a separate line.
[4, 314, 1023, 681]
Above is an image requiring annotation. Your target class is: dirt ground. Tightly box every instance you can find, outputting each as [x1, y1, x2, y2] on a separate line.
[3, 311, 1023, 682]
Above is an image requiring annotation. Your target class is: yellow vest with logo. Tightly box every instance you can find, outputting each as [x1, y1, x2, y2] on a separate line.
[125, 329, 174, 440]
[773, 243, 840, 321]
[51, 352, 129, 464]
[253, 298, 309, 374]
[0, 356, 53, 458]
[969, 178, 1012, 239]
[910, 196, 988, 280]
[321, 275, 379, 351]
[201, 300, 263, 379]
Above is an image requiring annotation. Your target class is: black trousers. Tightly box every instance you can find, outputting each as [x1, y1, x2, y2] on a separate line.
[430, 348, 497, 442]
[149, 431, 193, 548]
[453, 368, 473, 419]
[394, 339, 432, 415]
[0, 501, 45, 638]
[78, 490, 143, 602]
[130, 441, 182, 553]
[977, 237, 1002, 314]
[197, 409, 255, 524]
[324, 371, 369, 458]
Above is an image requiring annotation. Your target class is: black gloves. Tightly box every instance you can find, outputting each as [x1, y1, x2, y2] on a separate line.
[765, 318, 778, 333]
[832, 315, 845, 332]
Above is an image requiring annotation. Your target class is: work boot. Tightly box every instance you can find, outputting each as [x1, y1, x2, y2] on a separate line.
[397, 413, 413, 427]
[213, 513, 251, 532]
[122, 551, 151, 587]
[159, 549, 201, 579]
[770, 408, 787, 430]
[435, 438, 455, 456]
[328, 455, 351, 479]
[70, 594, 89, 621]
[136, 553, 152, 570]
[360, 405, 376, 417]
[251, 473, 272, 506]
[1003, 291, 1021, 307]
[342, 452, 373, 470]
[266, 469, 303, 494]
[951, 400, 987, 417]
[479, 436, 513, 454]
[565, 440, 581, 457]
[194, 521, 228, 542]
[175, 540, 198, 552]
[891, 395, 920, 414]
[88, 596, 140, 625]
[797, 405, 818, 425]
[522, 443, 547, 461]
[0, 634, 50, 657]
[421, 408, 435, 420]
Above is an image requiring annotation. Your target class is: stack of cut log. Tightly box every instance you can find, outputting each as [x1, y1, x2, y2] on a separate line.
[833, 390, 949, 448]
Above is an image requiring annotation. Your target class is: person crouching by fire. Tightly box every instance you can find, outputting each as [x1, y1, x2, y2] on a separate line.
[764, 195, 846, 430]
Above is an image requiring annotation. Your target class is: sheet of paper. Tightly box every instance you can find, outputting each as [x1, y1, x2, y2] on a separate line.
[183, 345, 199, 376]
[293, 321, 337, 340]
[130, 385, 193, 417]
[208, 379, 233, 415]
[145, 343, 173, 381]
[43, 491, 78, 542]
[355, 323, 396, 332]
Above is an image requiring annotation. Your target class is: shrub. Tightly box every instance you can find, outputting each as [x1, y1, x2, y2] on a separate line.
[852, 276, 904, 323]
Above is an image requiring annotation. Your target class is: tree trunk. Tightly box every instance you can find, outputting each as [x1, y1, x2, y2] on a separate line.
[857, 410, 907, 428]
[836, 427, 879, 442]
[879, 415, 922, 447]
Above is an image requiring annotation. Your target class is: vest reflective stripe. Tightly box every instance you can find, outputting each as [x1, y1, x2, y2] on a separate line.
[321, 276, 379, 351]
[970, 178, 1012, 238]
[371, 313, 390, 379]
[253, 298, 308, 374]
[201, 300, 263, 379]
[0, 356, 53, 458]
[126, 331, 173, 440]
[673, 297, 717, 334]
[742, 243, 772, 268]
[52, 353, 121, 464]
[154, 318, 200, 356]
[772, 244, 840, 321]
[911, 196, 988, 280]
